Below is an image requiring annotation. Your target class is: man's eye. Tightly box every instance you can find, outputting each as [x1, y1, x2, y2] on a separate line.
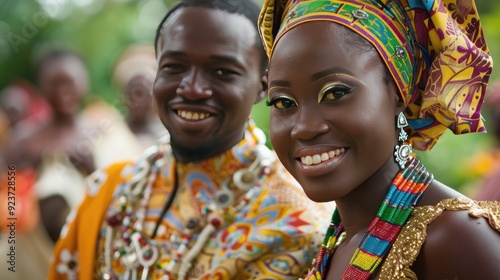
[266, 96, 297, 109]
[215, 69, 235, 75]
[319, 84, 352, 102]
[163, 64, 184, 72]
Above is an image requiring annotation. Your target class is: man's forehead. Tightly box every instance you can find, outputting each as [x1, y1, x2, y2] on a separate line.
[156, 7, 257, 57]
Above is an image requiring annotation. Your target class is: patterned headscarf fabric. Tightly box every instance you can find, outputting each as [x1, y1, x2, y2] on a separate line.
[258, 0, 493, 151]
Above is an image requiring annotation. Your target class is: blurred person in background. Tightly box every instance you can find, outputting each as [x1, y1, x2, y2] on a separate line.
[77, 43, 166, 169]
[0, 80, 51, 158]
[0, 109, 9, 150]
[0, 80, 51, 136]
[1, 47, 95, 279]
[113, 43, 167, 149]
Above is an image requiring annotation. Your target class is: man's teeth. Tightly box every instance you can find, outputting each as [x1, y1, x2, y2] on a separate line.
[300, 148, 346, 166]
[178, 110, 209, 120]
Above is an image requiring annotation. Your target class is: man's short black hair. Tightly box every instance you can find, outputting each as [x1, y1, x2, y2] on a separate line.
[154, 0, 267, 73]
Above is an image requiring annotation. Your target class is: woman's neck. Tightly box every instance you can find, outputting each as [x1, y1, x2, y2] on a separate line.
[334, 156, 401, 238]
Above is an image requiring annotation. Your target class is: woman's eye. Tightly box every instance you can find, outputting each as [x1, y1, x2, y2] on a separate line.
[320, 84, 352, 102]
[266, 96, 297, 110]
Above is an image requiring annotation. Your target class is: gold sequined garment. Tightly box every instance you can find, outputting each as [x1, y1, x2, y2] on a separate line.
[379, 198, 500, 279]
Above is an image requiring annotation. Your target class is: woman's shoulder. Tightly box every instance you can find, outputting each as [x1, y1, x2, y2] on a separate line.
[413, 198, 500, 279]
[417, 180, 499, 231]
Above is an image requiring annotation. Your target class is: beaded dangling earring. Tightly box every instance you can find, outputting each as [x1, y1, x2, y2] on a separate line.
[394, 112, 412, 169]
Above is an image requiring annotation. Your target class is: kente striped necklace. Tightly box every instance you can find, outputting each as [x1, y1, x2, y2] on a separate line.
[303, 158, 433, 280]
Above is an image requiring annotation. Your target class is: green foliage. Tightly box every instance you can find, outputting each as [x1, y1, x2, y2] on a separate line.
[482, 4, 500, 81]
[416, 130, 494, 193]
[0, 0, 177, 102]
[251, 100, 271, 148]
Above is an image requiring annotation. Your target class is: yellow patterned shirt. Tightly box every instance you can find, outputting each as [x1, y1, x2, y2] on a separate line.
[48, 129, 334, 280]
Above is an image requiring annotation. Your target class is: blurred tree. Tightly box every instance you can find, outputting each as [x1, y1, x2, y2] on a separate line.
[475, 0, 496, 15]
[0, 0, 176, 104]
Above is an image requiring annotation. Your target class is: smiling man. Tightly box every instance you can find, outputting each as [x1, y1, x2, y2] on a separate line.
[48, 0, 333, 279]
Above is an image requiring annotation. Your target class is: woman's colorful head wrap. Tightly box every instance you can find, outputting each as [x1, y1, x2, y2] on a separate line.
[258, 0, 493, 151]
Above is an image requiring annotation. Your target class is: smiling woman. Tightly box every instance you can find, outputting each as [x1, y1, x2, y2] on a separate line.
[268, 23, 401, 202]
[260, 0, 500, 279]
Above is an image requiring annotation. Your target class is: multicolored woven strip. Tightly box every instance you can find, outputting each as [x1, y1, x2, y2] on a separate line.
[303, 158, 433, 280]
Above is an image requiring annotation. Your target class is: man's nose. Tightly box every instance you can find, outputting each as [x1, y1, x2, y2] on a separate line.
[176, 68, 212, 100]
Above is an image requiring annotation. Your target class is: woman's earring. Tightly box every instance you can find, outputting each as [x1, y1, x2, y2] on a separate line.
[394, 112, 412, 169]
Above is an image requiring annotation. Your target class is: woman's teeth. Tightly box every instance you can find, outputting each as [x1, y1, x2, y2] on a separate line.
[177, 110, 209, 120]
[300, 148, 345, 165]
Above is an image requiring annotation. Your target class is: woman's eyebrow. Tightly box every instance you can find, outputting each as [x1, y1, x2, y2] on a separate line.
[310, 67, 353, 81]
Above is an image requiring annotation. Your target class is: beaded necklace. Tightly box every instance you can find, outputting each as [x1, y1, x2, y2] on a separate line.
[303, 158, 433, 280]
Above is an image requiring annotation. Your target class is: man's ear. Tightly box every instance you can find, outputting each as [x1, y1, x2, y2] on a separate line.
[254, 74, 268, 104]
